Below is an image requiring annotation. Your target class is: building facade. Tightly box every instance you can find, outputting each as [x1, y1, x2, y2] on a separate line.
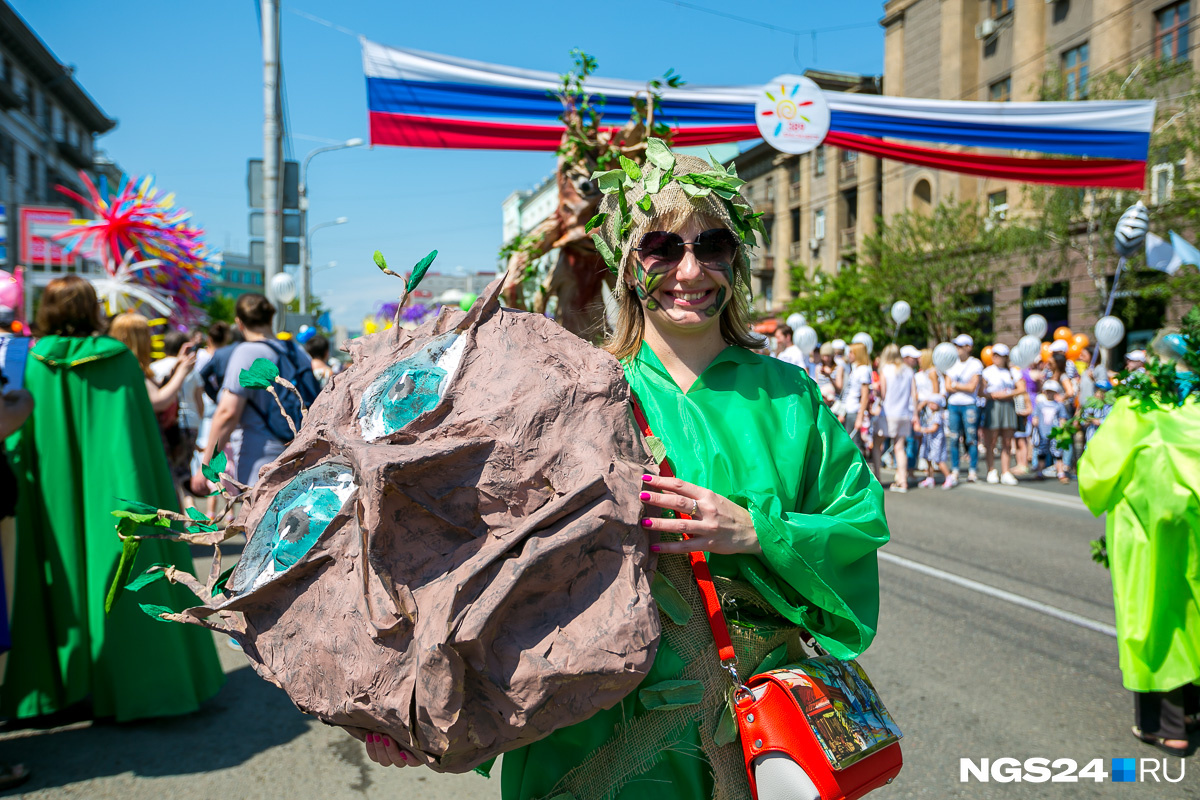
[0, 1, 115, 269]
[881, 0, 1188, 345]
[732, 70, 883, 314]
[209, 252, 265, 300]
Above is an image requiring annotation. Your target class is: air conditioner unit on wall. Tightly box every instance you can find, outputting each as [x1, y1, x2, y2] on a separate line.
[974, 18, 998, 39]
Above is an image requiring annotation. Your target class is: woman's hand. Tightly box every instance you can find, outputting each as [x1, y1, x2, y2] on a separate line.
[364, 733, 418, 768]
[638, 475, 761, 555]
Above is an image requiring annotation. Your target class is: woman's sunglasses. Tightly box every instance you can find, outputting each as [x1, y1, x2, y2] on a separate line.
[632, 228, 740, 273]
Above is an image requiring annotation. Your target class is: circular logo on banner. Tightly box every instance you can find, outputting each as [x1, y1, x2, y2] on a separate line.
[755, 75, 830, 154]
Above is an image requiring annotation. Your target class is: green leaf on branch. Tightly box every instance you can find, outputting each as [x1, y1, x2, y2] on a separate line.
[406, 250, 438, 294]
[373, 250, 388, 271]
[637, 195, 653, 213]
[212, 564, 237, 597]
[111, 509, 169, 526]
[584, 213, 608, 233]
[714, 700, 739, 746]
[1090, 536, 1109, 569]
[105, 536, 141, 614]
[126, 565, 169, 592]
[650, 571, 691, 625]
[240, 358, 279, 390]
[202, 451, 228, 484]
[592, 234, 620, 274]
[138, 603, 177, 623]
[639, 679, 704, 711]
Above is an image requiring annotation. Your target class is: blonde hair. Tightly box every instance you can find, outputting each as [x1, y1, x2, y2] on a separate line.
[109, 312, 154, 378]
[848, 342, 869, 366]
[604, 208, 760, 361]
[918, 348, 933, 370]
[879, 343, 902, 366]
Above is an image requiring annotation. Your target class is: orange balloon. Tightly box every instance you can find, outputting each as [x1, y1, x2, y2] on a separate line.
[1072, 333, 1090, 350]
[1053, 326, 1072, 342]
[1067, 343, 1083, 360]
[980, 345, 993, 367]
[1040, 343, 1054, 363]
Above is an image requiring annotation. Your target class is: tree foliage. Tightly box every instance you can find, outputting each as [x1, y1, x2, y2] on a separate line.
[787, 200, 1033, 346]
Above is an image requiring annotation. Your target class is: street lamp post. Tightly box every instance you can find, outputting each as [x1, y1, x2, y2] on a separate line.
[299, 138, 364, 313]
[306, 218, 349, 314]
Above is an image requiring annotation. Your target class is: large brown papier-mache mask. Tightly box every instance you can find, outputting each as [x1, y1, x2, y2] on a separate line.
[181, 280, 660, 773]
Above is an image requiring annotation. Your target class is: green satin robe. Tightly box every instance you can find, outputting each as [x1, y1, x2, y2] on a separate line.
[1078, 396, 1200, 693]
[0, 335, 224, 721]
[500, 343, 888, 800]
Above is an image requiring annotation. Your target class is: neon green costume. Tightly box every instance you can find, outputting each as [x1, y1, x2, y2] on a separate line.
[1078, 396, 1200, 693]
[501, 342, 888, 800]
[0, 335, 224, 721]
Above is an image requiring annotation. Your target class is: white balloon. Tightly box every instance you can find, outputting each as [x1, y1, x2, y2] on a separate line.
[932, 342, 958, 374]
[270, 271, 297, 304]
[1011, 334, 1042, 368]
[1094, 315, 1126, 349]
[1024, 314, 1048, 339]
[890, 300, 911, 325]
[795, 325, 818, 353]
[852, 331, 873, 355]
[786, 313, 806, 330]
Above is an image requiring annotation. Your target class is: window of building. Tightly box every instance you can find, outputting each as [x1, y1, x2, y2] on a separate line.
[26, 151, 37, 200]
[1151, 161, 1185, 205]
[989, 0, 1013, 17]
[988, 77, 1011, 102]
[1022, 282, 1069, 340]
[1156, 1, 1191, 61]
[788, 158, 800, 185]
[813, 208, 826, 241]
[912, 178, 932, 213]
[814, 146, 826, 176]
[1062, 43, 1089, 100]
[764, 175, 775, 202]
[987, 190, 1008, 221]
[0, 57, 8, 83]
[790, 207, 801, 242]
[24, 84, 36, 119]
[68, 123, 80, 148]
[840, 149, 857, 163]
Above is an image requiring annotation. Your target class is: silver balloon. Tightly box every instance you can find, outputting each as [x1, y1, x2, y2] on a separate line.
[932, 342, 958, 374]
[1011, 335, 1043, 368]
[890, 300, 911, 325]
[270, 271, 298, 305]
[786, 313, 806, 330]
[1024, 314, 1047, 340]
[795, 325, 818, 353]
[1094, 315, 1125, 349]
[852, 331, 873, 355]
[1114, 201, 1150, 257]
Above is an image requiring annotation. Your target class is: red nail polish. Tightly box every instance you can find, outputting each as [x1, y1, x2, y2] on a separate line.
[367, 734, 376, 743]
[639, 491, 650, 501]
[651, 544, 661, 552]
[641, 518, 653, 527]
[642, 474, 653, 482]
[383, 737, 392, 747]
[400, 752, 408, 761]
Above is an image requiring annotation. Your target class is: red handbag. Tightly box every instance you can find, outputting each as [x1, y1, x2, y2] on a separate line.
[632, 400, 903, 800]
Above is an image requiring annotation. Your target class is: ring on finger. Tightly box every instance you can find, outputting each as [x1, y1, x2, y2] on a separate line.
[689, 499, 699, 518]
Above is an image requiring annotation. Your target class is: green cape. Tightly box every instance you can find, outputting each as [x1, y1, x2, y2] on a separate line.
[0, 335, 224, 721]
[501, 343, 888, 800]
[1078, 396, 1200, 693]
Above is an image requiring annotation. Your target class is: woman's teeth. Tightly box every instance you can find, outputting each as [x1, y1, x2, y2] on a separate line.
[672, 290, 709, 303]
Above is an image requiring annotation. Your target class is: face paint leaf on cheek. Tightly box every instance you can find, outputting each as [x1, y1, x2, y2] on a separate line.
[705, 286, 728, 318]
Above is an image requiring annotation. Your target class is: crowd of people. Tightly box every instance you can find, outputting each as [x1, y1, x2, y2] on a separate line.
[770, 324, 1130, 492]
[0, 276, 337, 788]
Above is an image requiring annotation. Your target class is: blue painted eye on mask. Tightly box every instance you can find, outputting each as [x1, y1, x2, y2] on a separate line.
[228, 462, 357, 594]
[358, 332, 466, 441]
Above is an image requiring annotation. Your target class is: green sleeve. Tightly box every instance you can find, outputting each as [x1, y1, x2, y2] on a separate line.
[1078, 399, 1148, 518]
[729, 398, 888, 660]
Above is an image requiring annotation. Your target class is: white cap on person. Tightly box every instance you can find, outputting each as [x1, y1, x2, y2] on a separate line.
[900, 345, 921, 359]
[1126, 350, 1146, 363]
[953, 334, 973, 347]
[1043, 379, 1063, 394]
[831, 338, 846, 351]
[992, 343, 1010, 357]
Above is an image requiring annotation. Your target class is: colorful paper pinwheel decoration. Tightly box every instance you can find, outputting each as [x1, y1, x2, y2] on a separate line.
[52, 171, 216, 321]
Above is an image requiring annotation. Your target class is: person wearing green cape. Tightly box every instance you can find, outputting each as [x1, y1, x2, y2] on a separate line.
[365, 143, 889, 800]
[0, 276, 224, 722]
[1078, 331, 1200, 757]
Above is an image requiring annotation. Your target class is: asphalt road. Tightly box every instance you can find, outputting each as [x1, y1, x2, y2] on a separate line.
[6, 477, 1198, 799]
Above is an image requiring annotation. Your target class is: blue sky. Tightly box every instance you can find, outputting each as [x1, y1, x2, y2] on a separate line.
[12, 0, 885, 329]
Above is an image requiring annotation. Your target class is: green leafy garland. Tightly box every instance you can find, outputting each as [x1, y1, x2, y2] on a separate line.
[586, 138, 769, 276]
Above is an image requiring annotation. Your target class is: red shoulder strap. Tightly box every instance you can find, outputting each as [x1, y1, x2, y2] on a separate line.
[630, 398, 737, 668]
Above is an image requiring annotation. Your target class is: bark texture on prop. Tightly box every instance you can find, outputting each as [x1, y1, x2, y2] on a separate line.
[166, 279, 660, 772]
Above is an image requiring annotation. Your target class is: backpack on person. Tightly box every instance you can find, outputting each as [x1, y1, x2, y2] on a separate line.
[199, 344, 237, 403]
[243, 339, 322, 443]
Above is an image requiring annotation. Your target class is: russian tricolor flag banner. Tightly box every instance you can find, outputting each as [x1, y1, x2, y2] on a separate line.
[363, 39, 1155, 189]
